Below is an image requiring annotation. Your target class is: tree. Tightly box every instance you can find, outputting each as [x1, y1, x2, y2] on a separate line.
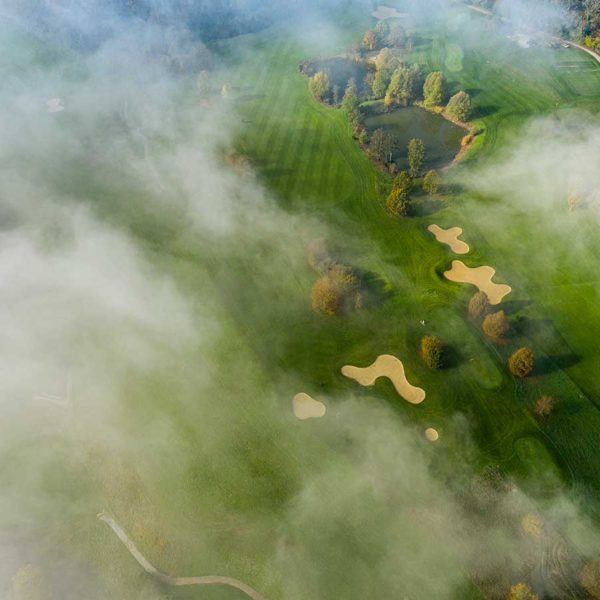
[407, 138, 425, 177]
[372, 68, 391, 98]
[423, 169, 440, 194]
[306, 238, 333, 273]
[311, 264, 362, 316]
[358, 128, 368, 146]
[385, 64, 422, 107]
[369, 128, 393, 163]
[534, 395, 555, 419]
[508, 348, 535, 378]
[507, 582, 539, 600]
[387, 22, 406, 47]
[446, 90, 472, 121]
[375, 47, 394, 71]
[468, 291, 490, 321]
[421, 335, 444, 369]
[393, 170, 413, 196]
[386, 187, 411, 216]
[580, 560, 600, 599]
[332, 84, 341, 105]
[482, 310, 510, 341]
[341, 78, 359, 113]
[362, 29, 378, 50]
[423, 71, 445, 106]
[374, 20, 390, 45]
[568, 191, 581, 211]
[309, 71, 330, 101]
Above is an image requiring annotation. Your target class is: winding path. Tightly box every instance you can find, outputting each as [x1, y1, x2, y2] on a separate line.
[97, 511, 268, 600]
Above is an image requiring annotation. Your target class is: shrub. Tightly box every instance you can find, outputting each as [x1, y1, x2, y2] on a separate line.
[508, 582, 538, 600]
[469, 291, 490, 321]
[482, 310, 510, 341]
[422, 169, 440, 195]
[580, 560, 600, 599]
[386, 187, 411, 216]
[423, 71, 445, 106]
[421, 335, 444, 369]
[446, 90, 472, 121]
[533, 395, 555, 419]
[508, 348, 535, 378]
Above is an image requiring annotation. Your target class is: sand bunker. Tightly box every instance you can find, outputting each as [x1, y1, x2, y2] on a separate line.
[341, 354, 425, 404]
[293, 393, 326, 420]
[425, 428, 439, 442]
[372, 5, 408, 19]
[428, 224, 469, 254]
[46, 98, 65, 113]
[444, 260, 511, 305]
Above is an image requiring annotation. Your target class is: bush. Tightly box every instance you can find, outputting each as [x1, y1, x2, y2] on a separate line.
[508, 348, 535, 378]
[580, 561, 600, 599]
[421, 335, 444, 369]
[468, 291, 490, 321]
[482, 310, 510, 341]
[422, 169, 440, 195]
[446, 90, 472, 121]
[533, 395, 555, 419]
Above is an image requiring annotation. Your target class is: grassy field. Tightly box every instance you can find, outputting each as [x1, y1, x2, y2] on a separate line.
[215, 5, 600, 507]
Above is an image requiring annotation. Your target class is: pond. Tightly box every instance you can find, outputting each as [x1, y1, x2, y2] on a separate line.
[364, 105, 465, 170]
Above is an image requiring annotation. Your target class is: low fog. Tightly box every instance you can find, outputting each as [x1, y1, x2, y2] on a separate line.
[2, 1, 600, 599]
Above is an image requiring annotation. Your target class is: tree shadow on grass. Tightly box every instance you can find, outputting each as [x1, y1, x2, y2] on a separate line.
[412, 196, 445, 217]
[262, 166, 294, 178]
[358, 269, 394, 308]
[502, 299, 534, 315]
[535, 353, 581, 376]
[442, 344, 462, 369]
[472, 105, 498, 119]
[465, 87, 484, 98]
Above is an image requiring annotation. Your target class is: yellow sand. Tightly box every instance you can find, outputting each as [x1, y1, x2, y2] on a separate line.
[371, 5, 407, 19]
[427, 224, 469, 254]
[293, 393, 326, 420]
[444, 260, 511, 305]
[425, 428, 439, 442]
[341, 354, 425, 404]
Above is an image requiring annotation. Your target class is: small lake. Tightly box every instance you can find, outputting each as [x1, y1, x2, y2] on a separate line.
[364, 106, 465, 170]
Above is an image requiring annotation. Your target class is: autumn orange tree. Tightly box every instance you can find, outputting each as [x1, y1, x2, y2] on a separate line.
[421, 335, 444, 369]
[468, 291, 490, 321]
[508, 348, 535, 378]
[482, 310, 510, 341]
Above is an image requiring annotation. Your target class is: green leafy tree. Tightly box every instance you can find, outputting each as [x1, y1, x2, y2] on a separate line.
[423, 71, 445, 106]
[446, 90, 472, 121]
[375, 47, 394, 71]
[508, 348, 535, 378]
[385, 64, 423, 107]
[386, 187, 411, 216]
[341, 78, 359, 113]
[423, 169, 440, 194]
[393, 170, 413, 196]
[421, 335, 444, 369]
[407, 138, 425, 177]
[482, 310, 510, 341]
[468, 291, 490, 321]
[369, 128, 393, 163]
[374, 20, 390, 45]
[387, 22, 406, 47]
[309, 71, 330, 101]
[372, 68, 391, 98]
[358, 128, 368, 146]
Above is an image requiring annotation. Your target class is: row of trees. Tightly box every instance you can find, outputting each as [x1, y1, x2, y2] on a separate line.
[468, 291, 535, 377]
[362, 20, 407, 51]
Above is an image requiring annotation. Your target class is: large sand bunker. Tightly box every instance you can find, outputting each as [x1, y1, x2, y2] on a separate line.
[372, 5, 408, 19]
[293, 393, 326, 420]
[341, 354, 425, 404]
[427, 224, 469, 254]
[444, 260, 511, 305]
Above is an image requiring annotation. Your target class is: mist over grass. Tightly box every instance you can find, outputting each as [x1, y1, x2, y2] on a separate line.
[2, 1, 600, 599]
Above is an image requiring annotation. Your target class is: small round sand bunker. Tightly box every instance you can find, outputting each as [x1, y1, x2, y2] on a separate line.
[425, 428, 439, 442]
[293, 393, 326, 420]
[341, 354, 425, 404]
[444, 260, 511, 305]
[428, 224, 469, 254]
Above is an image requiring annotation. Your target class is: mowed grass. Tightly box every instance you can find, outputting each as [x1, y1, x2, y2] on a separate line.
[215, 5, 600, 513]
